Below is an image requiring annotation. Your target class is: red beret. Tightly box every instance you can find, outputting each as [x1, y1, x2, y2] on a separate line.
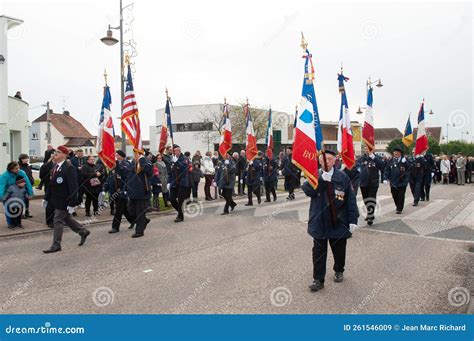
[57, 145, 70, 155]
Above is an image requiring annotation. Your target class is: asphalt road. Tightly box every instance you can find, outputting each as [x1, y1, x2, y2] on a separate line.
[1, 183, 472, 314]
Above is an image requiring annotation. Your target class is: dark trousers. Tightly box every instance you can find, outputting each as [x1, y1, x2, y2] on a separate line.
[128, 199, 148, 235]
[360, 186, 378, 221]
[409, 180, 422, 204]
[222, 188, 236, 213]
[312, 238, 347, 283]
[237, 171, 243, 195]
[85, 191, 99, 214]
[284, 176, 295, 196]
[77, 185, 85, 205]
[112, 198, 133, 230]
[204, 175, 214, 199]
[192, 182, 199, 199]
[420, 184, 431, 201]
[10, 210, 23, 226]
[264, 182, 276, 201]
[45, 205, 55, 226]
[170, 186, 191, 219]
[52, 209, 88, 248]
[247, 184, 261, 204]
[390, 186, 407, 212]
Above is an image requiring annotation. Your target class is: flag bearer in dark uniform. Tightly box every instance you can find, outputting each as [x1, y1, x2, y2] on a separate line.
[43, 145, 90, 253]
[409, 154, 426, 206]
[357, 146, 385, 225]
[245, 151, 263, 206]
[126, 150, 153, 238]
[420, 153, 435, 201]
[263, 154, 278, 202]
[384, 146, 411, 214]
[302, 150, 359, 292]
[169, 144, 192, 222]
[106, 150, 135, 233]
[281, 146, 300, 200]
[215, 153, 237, 215]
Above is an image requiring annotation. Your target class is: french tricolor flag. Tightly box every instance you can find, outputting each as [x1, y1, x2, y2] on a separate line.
[336, 72, 355, 169]
[414, 100, 429, 155]
[218, 101, 232, 157]
[265, 108, 274, 159]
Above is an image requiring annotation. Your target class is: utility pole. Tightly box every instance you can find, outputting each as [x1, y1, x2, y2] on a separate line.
[46, 101, 51, 144]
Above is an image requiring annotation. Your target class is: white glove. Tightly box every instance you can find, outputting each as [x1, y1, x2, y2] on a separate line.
[41, 200, 48, 208]
[278, 170, 282, 176]
[67, 206, 75, 215]
[249, 161, 253, 165]
[401, 157, 406, 163]
[383, 180, 388, 184]
[212, 181, 217, 187]
[321, 171, 332, 182]
[240, 179, 244, 184]
[349, 224, 359, 233]
[224, 160, 229, 165]
[172, 155, 178, 162]
[166, 183, 170, 191]
[369, 153, 375, 159]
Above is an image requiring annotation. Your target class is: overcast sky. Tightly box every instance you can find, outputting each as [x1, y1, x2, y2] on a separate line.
[2, 0, 472, 142]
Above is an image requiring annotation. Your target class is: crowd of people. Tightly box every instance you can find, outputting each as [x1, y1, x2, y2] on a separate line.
[0, 143, 472, 262]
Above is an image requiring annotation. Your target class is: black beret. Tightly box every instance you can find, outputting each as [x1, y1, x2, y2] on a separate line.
[324, 150, 337, 156]
[116, 150, 126, 158]
[393, 146, 403, 153]
[173, 144, 180, 149]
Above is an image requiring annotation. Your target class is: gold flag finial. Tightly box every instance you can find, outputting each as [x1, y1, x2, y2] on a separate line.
[104, 68, 108, 85]
[300, 32, 308, 51]
[125, 54, 131, 65]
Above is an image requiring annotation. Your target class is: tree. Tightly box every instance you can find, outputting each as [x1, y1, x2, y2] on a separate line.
[440, 141, 474, 156]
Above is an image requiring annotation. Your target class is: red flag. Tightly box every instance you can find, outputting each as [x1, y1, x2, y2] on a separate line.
[219, 101, 232, 157]
[97, 85, 116, 170]
[158, 98, 171, 154]
[244, 103, 258, 161]
[362, 88, 375, 153]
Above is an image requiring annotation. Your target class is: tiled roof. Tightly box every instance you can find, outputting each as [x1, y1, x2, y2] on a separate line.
[64, 137, 95, 147]
[374, 128, 402, 141]
[33, 112, 93, 139]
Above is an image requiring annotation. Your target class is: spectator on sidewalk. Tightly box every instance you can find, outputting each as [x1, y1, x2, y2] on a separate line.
[456, 153, 467, 186]
[18, 154, 34, 218]
[191, 161, 203, 201]
[155, 153, 170, 207]
[36, 144, 55, 190]
[201, 151, 215, 201]
[440, 155, 450, 185]
[81, 156, 105, 217]
[0, 161, 34, 227]
[3, 176, 31, 229]
[192, 150, 202, 165]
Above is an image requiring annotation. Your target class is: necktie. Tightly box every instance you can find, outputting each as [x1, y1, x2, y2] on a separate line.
[52, 164, 59, 178]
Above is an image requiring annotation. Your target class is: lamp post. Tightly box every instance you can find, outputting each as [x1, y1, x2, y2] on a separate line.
[461, 131, 469, 143]
[100, 0, 133, 152]
[356, 77, 383, 115]
[446, 123, 455, 143]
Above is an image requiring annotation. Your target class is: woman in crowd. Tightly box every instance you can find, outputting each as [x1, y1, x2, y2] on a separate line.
[18, 154, 35, 218]
[440, 155, 451, 185]
[191, 161, 203, 201]
[155, 153, 170, 207]
[0, 161, 34, 226]
[81, 156, 105, 217]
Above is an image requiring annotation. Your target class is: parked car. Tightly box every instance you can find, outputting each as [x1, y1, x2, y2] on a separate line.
[30, 162, 43, 181]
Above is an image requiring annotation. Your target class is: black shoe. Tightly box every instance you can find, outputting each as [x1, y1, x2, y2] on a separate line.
[245, 203, 253, 206]
[367, 220, 373, 226]
[221, 211, 229, 215]
[108, 229, 119, 234]
[396, 210, 402, 214]
[128, 224, 135, 230]
[420, 198, 425, 202]
[308, 280, 324, 292]
[174, 217, 184, 223]
[273, 196, 277, 201]
[79, 230, 90, 246]
[131, 233, 144, 238]
[47, 224, 54, 228]
[334, 272, 344, 283]
[144, 218, 150, 230]
[72, 212, 78, 217]
[230, 203, 236, 211]
[43, 246, 61, 254]
[85, 212, 91, 217]
[205, 198, 213, 201]
[264, 200, 271, 203]
[7, 225, 15, 229]
[364, 217, 369, 221]
[413, 202, 418, 207]
[426, 196, 430, 201]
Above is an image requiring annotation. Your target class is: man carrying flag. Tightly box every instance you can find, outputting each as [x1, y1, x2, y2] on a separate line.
[402, 115, 414, 148]
[121, 62, 143, 153]
[410, 100, 429, 207]
[297, 35, 358, 293]
[219, 98, 232, 157]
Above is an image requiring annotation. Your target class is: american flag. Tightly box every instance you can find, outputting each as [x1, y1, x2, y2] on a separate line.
[121, 64, 142, 152]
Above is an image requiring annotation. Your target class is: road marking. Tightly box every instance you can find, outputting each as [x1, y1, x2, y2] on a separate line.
[403, 199, 454, 221]
[143, 269, 153, 273]
[449, 201, 474, 227]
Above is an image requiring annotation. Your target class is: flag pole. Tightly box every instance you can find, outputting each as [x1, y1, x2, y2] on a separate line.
[166, 87, 174, 148]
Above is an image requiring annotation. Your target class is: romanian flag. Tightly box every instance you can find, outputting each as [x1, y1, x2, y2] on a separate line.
[402, 115, 414, 147]
[414, 100, 429, 155]
[244, 102, 258, 161]
[218, 101, 232, 157]
[336, 72, 355, 169]
[292, 39, 323, 189]
[265, 108, 274, 159]
[362, 87, 375, 153]
[97, 84, 116, 170]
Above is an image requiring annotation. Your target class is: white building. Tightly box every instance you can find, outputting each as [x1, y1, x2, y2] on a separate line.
[150, 103, 294, 154]
[0, 16, 29, 170]
[30, 110, 96, 159]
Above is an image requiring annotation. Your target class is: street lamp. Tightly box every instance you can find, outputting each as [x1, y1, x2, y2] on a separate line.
[356, 77, 383, 115]
[461, 131, 469, 142]
[446, 122, 455, 143]
[100, 0, 133, 152]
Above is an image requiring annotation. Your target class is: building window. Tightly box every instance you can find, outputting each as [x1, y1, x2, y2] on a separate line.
[171, 122, 213, 132]
[29, 150, 36, 156]
[32, 133, 38, 140]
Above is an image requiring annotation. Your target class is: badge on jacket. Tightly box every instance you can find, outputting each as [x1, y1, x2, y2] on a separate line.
[335, 189, 345, 201]
[56, 176, 63, 184]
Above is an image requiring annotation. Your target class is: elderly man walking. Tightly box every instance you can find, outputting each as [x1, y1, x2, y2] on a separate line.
[456, 153, 467, 185]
